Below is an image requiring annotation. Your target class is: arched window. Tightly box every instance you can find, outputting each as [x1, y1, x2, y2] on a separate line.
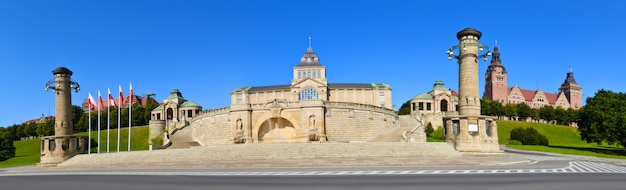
[300, 87, 318, 100]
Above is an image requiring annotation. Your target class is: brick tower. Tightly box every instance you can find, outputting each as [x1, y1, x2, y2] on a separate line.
[484, 45, 508, 104]
[39, 67, 86, 166]
[444, 28, 501, 153]
[558, 71, 583, 109]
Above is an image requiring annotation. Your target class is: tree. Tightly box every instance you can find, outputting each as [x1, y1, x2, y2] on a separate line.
[0, 128, 16, 161]
[398, 100, 411, 115]
[504, 103, 517, 119]
[516, 103, 532, 121]
[578, 90, 626, 148]
[538, 106, 556, 122]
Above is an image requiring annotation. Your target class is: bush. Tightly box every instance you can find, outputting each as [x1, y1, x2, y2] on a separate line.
[510, 127, 549, 146]
[431, 126, 445, 141]
[425, 122, 434, 137]
[151, 136, 163, 146]
[507, 139, 523, 145]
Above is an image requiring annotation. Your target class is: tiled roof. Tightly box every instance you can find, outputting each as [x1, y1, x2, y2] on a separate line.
[297, 48, 323, 66]
[544, 92, 558, 104]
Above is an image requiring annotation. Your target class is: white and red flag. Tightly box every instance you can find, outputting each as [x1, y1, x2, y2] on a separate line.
[129, 83, 134, 105]
[88, 93, 97, 109]
[119, 85, 124, 107]
[98, 90, 104, 108]
[108, 88, 117, 107]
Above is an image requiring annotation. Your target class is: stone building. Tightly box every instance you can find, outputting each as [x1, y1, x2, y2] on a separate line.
[409, 80, 459, 128]
[150, 46, 397, 146]
[484, 46, 582, 109]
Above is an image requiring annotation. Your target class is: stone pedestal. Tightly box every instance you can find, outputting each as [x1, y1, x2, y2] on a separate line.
[39, 136, 86, 167]
[443, 116, 500, 153]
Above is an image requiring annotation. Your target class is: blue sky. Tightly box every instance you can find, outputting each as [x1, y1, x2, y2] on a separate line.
[1, 0, 625, 127]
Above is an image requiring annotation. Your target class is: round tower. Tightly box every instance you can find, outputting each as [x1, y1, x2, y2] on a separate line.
[52, 67, 74, 135]
[39, 67, 86, 167]
[443, 28, 501, 154]
[456, 28, 482, 116]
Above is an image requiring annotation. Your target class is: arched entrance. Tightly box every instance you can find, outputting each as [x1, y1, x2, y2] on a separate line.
[166, 108, 174, 120]
[258, 117, 296, 143]
[440, 100, 448, 112]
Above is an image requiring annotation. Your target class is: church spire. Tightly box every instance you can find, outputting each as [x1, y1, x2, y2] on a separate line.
[490, 44, 502, 65]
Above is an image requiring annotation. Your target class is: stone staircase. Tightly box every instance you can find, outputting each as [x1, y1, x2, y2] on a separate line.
[368, 116, 415, 142]
[59, 142, 461, 167]
[165, 126, 200, 149]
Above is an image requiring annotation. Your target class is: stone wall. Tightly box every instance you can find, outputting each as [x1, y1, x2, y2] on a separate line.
[325, 102, 398, 142]
[188, 100, 398, 145]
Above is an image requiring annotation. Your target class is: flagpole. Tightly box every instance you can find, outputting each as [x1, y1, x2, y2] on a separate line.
[128, 83, 133, 151]
[117, 95, 121, 152]
[88, 101, 91, 154]
[107, 89, 110, 153]
[97, 90, 101, 154]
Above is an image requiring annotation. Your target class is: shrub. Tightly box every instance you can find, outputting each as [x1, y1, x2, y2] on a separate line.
[431, 126, 445, 141]
[425, 122, 434, 137]
[510, 127, 549, 146]
[151, 136, 163, 146]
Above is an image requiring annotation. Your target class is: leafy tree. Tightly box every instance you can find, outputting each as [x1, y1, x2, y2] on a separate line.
[35, 119, 55, 136]
[538, 105, 556, 122]
[504, 103, 517, 119]
[425, 122, 434, 137]
[0, 128, 16, 161]
[398, 100, 411, 115]
[578, 90, 626, 148]
[72, 105, 84, 130]
[516, 103, 533, 121]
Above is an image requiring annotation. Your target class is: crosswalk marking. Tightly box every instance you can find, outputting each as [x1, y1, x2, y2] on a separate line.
[1, 161, 625, 177]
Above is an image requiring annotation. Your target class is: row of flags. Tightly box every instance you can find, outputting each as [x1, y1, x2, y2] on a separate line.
[86, 83, 134, 154]
[87, 84, 134, 109]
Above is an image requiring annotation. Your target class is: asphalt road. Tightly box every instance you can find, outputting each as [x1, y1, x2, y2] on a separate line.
[1, 173, 625, 190]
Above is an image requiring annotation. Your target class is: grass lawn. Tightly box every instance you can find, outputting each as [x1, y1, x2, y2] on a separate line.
[498, 120, 626, 159]
[0, 126, 149, 168]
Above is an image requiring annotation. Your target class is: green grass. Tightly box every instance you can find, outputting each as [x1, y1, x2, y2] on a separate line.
[0, 126, 149, 168]
[0, 139, 40, 168]
[498, 120, 626, 159]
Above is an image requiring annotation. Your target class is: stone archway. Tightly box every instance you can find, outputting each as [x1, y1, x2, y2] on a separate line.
[166, 108, 174, 120]
[440, 100, 448, 112]
[258, 117, 296, 143]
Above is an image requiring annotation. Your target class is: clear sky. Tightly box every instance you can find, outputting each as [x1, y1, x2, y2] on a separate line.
[1, 0, 625, 127]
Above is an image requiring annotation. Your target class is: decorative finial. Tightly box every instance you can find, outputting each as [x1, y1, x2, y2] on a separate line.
[569, 63, 573, 73]
[308, 36, 312, 49]
[495, 40, 498, 46]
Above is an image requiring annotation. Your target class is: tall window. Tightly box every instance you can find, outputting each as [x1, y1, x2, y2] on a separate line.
[300, 87, 318, 100]
[298, 70, 301, 79]
[236, 91, 243, 104]
[317, 70, 321, 78]
[379, 89, 385, 102]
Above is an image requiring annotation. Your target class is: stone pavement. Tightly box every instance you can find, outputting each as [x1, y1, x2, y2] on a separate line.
[44, 142, 531, 170]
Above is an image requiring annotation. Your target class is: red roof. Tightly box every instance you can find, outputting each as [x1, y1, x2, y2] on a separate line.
[451, 90, 458, 97]
[518, 88, 536, 102]
[544, 92, 558, 104]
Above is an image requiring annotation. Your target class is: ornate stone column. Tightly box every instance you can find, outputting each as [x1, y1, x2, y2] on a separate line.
[444, 28, 501, 154]
[39, 67, 86, 166]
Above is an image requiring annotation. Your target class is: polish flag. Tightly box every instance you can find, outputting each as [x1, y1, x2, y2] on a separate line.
[98, 90, 104, 108]
[88, 93, 97, 109]
[119, 85, 125, 107]
[108, 88, 117, 107]
[129, 83, 134, 105]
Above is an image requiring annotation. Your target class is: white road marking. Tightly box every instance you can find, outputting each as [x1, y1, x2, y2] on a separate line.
[1, 161, 625, 177]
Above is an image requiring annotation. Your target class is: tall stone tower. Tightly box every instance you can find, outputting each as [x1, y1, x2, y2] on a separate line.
[39, 67, 86, 166]
[444, 28, 500, 153]
[484, 46, 508, 104]
[558, 72, 583, 109]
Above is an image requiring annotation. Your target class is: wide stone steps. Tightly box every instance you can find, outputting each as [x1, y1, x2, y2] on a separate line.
[59, 142, 461, 167]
